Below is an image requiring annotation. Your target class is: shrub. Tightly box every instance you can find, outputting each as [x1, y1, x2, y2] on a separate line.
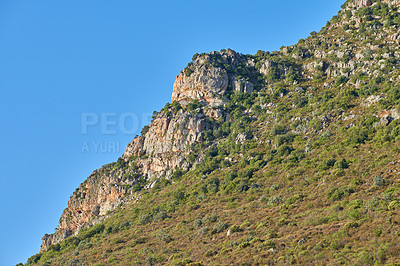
[275, 133, 296, 146]
[334, 76, 349, 87]
[66, 259, 81, 266]
[153, 210, 168, 222]
[236, 180, 250, 192]
[334, 158, 349, 169]
[294, 97, 308, 108]
[81, 224, 105, 240]
[327, 186, 354, 201]
[388, 200, 400, 210]
[212, 221, 228, 234]
[60, 236, 80, 250]
[238, 242, 251, 249]
[171, 168, 186, 179]
[374, 228, 383, 237]
[27, 254, 42, 265]
[138, 213, 153, 225]
[198, 226, 209, 236]
[204, 177, 220, 193]
[203, 212, 218, 223]
[171, 101, 182, 114]
[186, 99, 202, 112]
[173, 189, 186, 202]
[204, 250, 216, 257]
[230, 225, 241, 233]
[193, 218, 203, 228]
[349, 199, 363, 209]
[78, 240, 93, 251]
[141, 125, 151, 136]
[271, 124, 287, 135]
[268, 195, 283, 206]
[373, 175, 385, 187]
[156, 230, 172, 243]
[347, 128, 370, 145]
[343, 221, 359, 231]
[319, 158, 336, 170]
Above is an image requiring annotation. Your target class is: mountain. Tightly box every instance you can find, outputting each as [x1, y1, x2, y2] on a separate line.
[26, 0, 400, 264]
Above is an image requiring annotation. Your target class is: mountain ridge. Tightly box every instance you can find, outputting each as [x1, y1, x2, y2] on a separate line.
[28, 0, 400, 264]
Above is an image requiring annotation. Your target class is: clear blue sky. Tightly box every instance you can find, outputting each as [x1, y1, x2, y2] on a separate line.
[0, 0, 343, 264]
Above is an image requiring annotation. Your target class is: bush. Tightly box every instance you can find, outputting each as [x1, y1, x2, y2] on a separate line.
[66, 258, 81, 266]
[203, 212, 218, 223]
[171, 101, 182, 114]
[77, 240, 93, 251]
[271, 124, 286, 135]
[236, 180, 250, 192]
[171, 168, 186, 179]
[294, 97, 308, 108]
[193, 218, 203, 228]
[27, 254, 42, 265]
[347, 128, 370, 145]
[198, 226, 209, 236]
[230, 225, 241, 233]
[212, 221, 228, 234]
[138, 213, 153, 225]
[327, 186, 354, 201]
[334, 76, 349, 87]
[268, 195, 283, 206]
[238, 242, 251, 249]
[203, 177, 220, 193]
[141, 125, 151, 136]
[349, 199, 363, 209]
[81, 224, 105, 240]
[373, 175, 385, 187]
[186, 99, 202, 112]
[156, 229, 172, 243]
[275, 133, 296, 146]
[388, 200, 400, 210]
[153, 210, 168, 222]
[343, 221, 359, 231]
[334, 158, 349, 169]
[173, 189, 186, 202]
[374, 228, 383, 237]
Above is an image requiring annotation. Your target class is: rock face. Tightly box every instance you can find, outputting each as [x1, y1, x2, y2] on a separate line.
[171, 49, 258, 107]
[123, 109, 213, 180]
[233, 78, 254, 93]
[348, 0, 400, 8]
[172, 63, 229, 107]
[40, 165, 137, 252]
[41, 50, 238, 252]
[41, 108, 213, 252]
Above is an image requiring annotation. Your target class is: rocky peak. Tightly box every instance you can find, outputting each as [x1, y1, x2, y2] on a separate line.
[171, 49, 256, 107]
[346, 0, 400, 8]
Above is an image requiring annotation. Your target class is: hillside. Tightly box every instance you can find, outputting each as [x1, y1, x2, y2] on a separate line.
[26, 0, 400, 264]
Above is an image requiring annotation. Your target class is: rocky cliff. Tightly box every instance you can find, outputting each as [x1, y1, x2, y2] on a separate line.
[39, 0, 400, 254]
[40, 49, 261, 252]
[30, 0, 400, 264]
[40, 164, 138, 252]
[171, 49, 256, 107]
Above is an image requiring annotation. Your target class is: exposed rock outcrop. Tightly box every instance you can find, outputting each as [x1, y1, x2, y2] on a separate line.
[124, 109, 213, 180]
[348, 0, 400, 8]
[41, 50, 234, 252]
[41, 107, 214, 252]
[40, 165, 137, 252]
[172, 64, 229, 107]
[171, 49, 259, 106]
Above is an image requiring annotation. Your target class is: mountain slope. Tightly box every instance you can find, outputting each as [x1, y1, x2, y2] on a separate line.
[27, 0, 400, 264]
